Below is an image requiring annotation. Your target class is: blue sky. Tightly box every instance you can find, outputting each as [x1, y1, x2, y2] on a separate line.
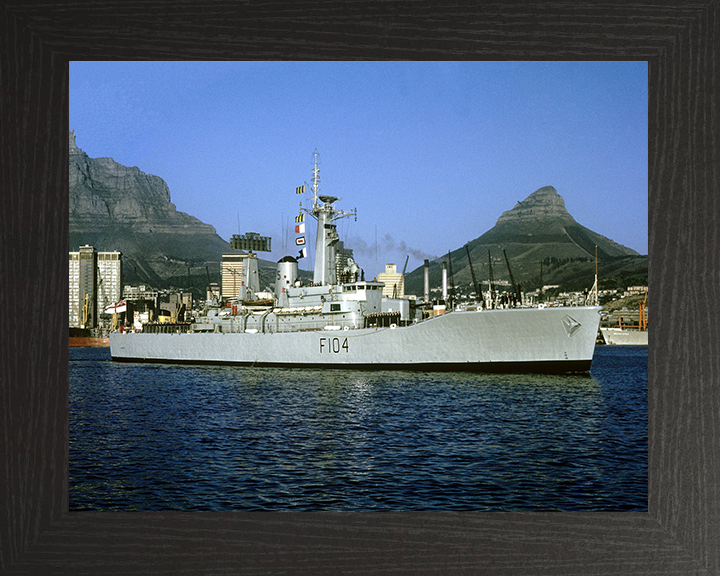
[70, 61, 648, 276]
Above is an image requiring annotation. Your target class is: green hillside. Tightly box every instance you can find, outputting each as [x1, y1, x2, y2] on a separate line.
[404, 186, 646, 298]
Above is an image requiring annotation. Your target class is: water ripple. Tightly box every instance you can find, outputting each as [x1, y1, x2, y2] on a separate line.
[70, 345, 647, 511]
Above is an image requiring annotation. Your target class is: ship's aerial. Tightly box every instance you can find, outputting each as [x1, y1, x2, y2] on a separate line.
[110, 151, 603, 373]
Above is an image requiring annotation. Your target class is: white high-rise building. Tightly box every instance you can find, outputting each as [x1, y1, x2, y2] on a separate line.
[69, 246, 122, 328]
[69, 252, 81, 327]
[96, 251, 122, 324]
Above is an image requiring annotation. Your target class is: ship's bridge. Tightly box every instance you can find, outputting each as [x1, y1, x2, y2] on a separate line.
[282, 280, 384, 319]
[341, 281, 384, 293]
[340, 281, 384, 313]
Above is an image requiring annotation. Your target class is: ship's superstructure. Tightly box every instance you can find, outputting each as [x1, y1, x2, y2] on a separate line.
[599, 327, 648, 346]
[599, 292, 648, 345]
[110, 151, 602, 373]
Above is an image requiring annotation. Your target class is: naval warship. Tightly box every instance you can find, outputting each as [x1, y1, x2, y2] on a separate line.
[110, 152, 602, 373]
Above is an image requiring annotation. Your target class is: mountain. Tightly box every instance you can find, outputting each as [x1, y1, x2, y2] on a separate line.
[70, 131, 645, 299]
[69, 130, 272, 295]
[404, 185, 646, 297]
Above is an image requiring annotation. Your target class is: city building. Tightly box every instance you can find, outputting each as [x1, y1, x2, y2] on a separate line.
[69, 245, 122, 329]
[623, 285, 648, 297]
[377, 263, 405, 298]
[96, 251, 122, 324]
[221, 253, 245, 300]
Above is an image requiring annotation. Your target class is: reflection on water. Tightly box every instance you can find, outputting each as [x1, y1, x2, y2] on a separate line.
[70, 346, 647, 511]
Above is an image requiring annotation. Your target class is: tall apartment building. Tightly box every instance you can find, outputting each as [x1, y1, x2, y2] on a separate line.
[69, 245, 122, 328]
[69, 252, 82, 327]
[96, 251, 122, 323]
[377, 263, 404, 298]
[221, 253, 244, 300]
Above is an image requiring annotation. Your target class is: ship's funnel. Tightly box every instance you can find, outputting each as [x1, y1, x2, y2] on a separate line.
[240, 253, 260, 296]
[424, 259, 430, 302]
[276, 256, 298, 307]
[442, 262, 448, 300]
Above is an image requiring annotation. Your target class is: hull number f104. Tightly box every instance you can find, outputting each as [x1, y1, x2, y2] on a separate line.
[320, 337, 349, 354]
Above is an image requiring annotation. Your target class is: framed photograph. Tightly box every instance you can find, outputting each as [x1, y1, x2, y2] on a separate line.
[2, 2, 716, 574]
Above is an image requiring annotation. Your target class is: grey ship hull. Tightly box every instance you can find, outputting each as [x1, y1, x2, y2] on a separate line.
[110, 306, 602, 373]
[600, 327, 648, 346]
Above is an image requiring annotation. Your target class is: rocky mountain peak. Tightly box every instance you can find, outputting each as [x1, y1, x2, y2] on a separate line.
[69, 130, 236, 288]
[495, 185, 575, 225]
[70, 129, 82, 155]
[405, 182, 643, 296]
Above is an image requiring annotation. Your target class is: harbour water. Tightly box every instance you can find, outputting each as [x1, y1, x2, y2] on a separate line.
[70, 345, 647, 511]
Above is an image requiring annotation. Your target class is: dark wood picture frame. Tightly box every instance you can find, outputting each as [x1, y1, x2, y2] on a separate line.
[1, 2, 717, 574]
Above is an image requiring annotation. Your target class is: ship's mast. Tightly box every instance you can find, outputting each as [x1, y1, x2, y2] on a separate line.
[300, 150, 356, 285]
[311, 149, 320, 208]
[594, 245, 599, 306]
